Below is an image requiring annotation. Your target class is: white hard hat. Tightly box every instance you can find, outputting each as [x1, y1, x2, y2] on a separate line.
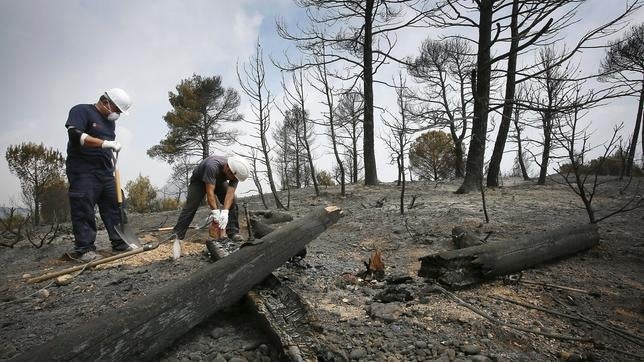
[227, 156, 251, 182]
[105, 88, 132, 115]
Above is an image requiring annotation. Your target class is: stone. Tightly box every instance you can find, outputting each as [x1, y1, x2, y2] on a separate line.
[468, 355, 492, 362]
[210, 327, 227, 339]
[350, 347, 367, 360]
[462, 344, 481, 355]
[54, 274, 73, 286]
[228, 357, 249, 362]
[446, 348, 456, 360]
[37, 289, 50, 299]
[368, 302, 403, 322]
[414, 341, 427, 349]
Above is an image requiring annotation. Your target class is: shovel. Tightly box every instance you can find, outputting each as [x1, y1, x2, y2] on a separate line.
[113, 152, 142, 249]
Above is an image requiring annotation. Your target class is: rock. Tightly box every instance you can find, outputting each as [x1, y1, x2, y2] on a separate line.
[22, 274, 32, 279]
[210, 327, 227, 339]
[468, 355, 492, 362]
[212, 354, 226, 362]
[414, 341, 427, 349]
[375, 286, 413, 303]
[54, 274, 73, 286]
[187, 352, 202, 361]
[369, 302, 403, 322]
[350, 347, 367, 360]
[242, 340, 262, 351]
[257, 344, 270, 355]
[445, 348, 456, 360]
[385, 274, 413, 284]
[228, 357, 249, 362]
[37, 289, 50, 299]
[462, 344, 481, 355]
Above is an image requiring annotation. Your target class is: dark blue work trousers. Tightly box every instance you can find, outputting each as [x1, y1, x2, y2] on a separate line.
[173, 175, 239, 240]
[67, 169, 122, 253]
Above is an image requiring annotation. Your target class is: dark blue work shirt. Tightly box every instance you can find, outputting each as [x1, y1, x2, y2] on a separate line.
[65, 104, 116, 172]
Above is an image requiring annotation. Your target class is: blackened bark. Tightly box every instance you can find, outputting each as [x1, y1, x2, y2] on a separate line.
[363, 0, 378, 185]
[538, 112, 553, 185]
[487, 0, 519, 187]
[456, 0, 493, 194]
[419, 224, 599, 288]
[626, 77, 644, 177]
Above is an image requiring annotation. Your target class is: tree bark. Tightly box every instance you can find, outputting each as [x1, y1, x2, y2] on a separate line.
[418, 224, 599, 288]
[456, 0, 493, 194]
[14, 206, 342, 362]
[513, 109, 531, 180]
[537, 112, 553, 185]
[487, 0, 519, 187]
[363, 0, 378, 185]
[626, 76, 644, 177]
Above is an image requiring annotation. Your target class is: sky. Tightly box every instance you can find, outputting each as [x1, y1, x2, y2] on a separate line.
[0, 0, 642, 207]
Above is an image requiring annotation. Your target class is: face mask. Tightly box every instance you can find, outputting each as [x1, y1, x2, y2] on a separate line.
[104, 101, 120, 121]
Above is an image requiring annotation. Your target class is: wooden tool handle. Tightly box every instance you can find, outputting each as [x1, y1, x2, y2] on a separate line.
[114, 168, 123, 204]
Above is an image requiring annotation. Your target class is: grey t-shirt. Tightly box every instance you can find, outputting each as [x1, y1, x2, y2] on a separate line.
[193, 156, 239, 188]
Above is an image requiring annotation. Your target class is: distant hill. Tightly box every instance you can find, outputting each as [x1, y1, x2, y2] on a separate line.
[0, 206, 30, 218]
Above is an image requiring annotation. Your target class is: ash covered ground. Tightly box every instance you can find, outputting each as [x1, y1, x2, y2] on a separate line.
[1, 178, 642, 361]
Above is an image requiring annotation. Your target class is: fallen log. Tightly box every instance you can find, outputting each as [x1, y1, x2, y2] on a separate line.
[14, 206, 341, 362]
[251, 210, 294, 225]
[250, 218, 306, 259]
[250, 217, 276, 239]
[418, 224, 599, 288]
[209, 221, 330, 361]
[451, 226, 484, 249]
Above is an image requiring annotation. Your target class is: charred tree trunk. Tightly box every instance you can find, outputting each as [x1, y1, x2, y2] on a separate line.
[14, 206, 342, 362]
[538, 113, 553, 185]
[625, 77, 644, 177]
[514, 109, 531, 180]
[456, 0, 493, 194]
[487, 0, 519, 187]
[418, 224, 599, 288]
[363, 0, 378, 186]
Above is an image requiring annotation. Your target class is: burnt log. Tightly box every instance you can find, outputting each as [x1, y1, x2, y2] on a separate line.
[251, 210, 294, 225]
[250, 218, 306, 259]
[451, 226, 484, 249]
[419, 224, 599, 288]
[210, 217, 329, 361]
[14, 206, 341, 362]
[249, 217, 276, 238]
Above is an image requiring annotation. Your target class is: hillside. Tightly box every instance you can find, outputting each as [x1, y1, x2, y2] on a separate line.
[0, 178, 642, 361]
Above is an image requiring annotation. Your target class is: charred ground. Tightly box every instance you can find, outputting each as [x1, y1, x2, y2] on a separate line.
[1, 178, 642, 361]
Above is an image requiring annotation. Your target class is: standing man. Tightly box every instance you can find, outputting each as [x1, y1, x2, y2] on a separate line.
[172, 155, 251, 251]
[65, 88, 132, 262]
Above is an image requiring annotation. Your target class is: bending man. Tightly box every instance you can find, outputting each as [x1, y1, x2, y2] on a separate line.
[173, 155, 251, 246]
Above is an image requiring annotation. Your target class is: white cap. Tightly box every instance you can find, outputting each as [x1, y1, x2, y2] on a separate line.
[227, 156, 251, 182]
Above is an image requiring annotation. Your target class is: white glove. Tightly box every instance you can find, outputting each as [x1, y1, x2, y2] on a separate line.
[208, 209, 220, 223]
[217, 209, 229, 230]
[102, 140, 122, 152]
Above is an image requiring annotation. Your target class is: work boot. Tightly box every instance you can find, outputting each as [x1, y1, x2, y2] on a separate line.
[76, 250, 103, 263]
[229, 233, 245, 243]
[112, 240, 132, 252]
